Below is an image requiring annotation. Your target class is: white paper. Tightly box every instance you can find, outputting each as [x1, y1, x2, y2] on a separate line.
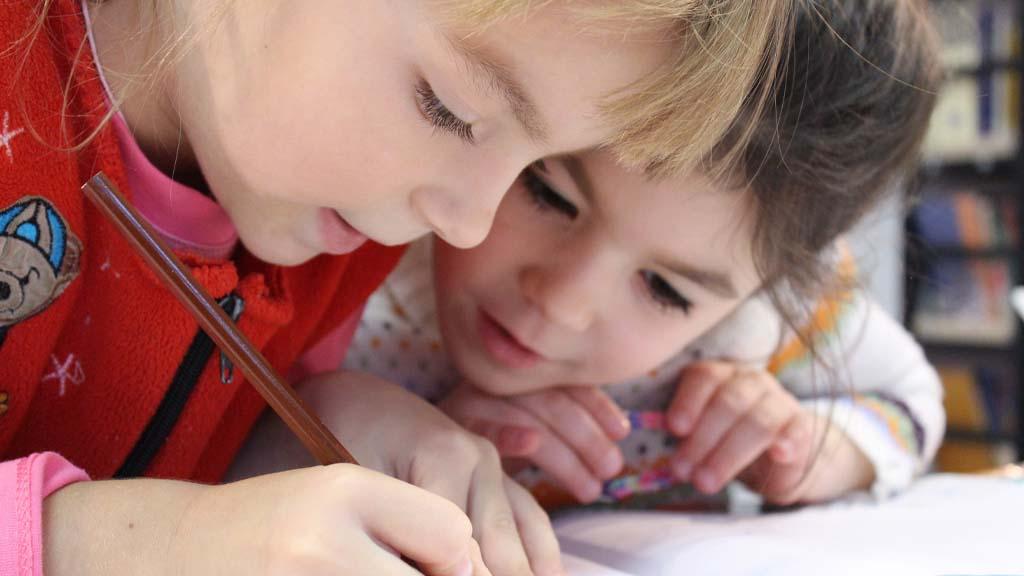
[557, 474, 1024, 575]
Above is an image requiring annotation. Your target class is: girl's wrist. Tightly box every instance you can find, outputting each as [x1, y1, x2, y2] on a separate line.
[44, 479, 208, 576]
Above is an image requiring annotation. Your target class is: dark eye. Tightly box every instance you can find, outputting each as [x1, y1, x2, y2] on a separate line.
[641, 270, 692, 314]
[523, 169, 579, 219]
[416, 81, 475, 144]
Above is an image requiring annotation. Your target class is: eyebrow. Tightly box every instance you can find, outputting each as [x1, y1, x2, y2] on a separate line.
[445, 34, 549, 143]
[561, 155, 738, 300]
[662, 259, 738, 299]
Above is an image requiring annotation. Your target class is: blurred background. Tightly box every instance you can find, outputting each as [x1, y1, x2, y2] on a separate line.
[853, 0, 1023, 472]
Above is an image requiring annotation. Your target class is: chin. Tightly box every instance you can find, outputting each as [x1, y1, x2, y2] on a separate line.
[239, 234, 317, 267]
[466, 368, 550, 397]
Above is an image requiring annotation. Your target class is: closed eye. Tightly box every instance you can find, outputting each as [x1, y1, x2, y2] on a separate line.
[523, 169, 579, 219]
[416, 81, 475, 144]
[641, 270, 693, 314]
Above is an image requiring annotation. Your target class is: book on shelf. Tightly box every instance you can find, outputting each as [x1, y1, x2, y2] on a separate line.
[911, 259, 1016, 344]
[935, 363, 1018, 471]
[922, 0, 1020, 164]
[932, 0, 1019, 70]
[913, 188, 1019, 249]
[923, 73, 1020, 164]
[909, 185, 1019, 344]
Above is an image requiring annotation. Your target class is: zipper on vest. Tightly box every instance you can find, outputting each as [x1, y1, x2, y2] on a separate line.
[115, 293, 245, 478]
[219, 295, 245, 384]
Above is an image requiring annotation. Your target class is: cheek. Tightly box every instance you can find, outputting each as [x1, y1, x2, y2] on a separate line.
[433, 244, 477, 297]
[588, 316, 700, 382]
[434, 202, 535, 291]
[214, 17, 424, 210]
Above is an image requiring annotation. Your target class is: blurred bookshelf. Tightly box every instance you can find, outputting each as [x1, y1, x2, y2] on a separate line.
[905, 0, 1024, 471]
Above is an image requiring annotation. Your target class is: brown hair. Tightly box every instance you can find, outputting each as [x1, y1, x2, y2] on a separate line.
[725, 0, 940, 345]
[694, 0, 941, 484]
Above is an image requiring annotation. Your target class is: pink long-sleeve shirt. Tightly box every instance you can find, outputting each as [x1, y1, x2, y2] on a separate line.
[0, 453, 88, 576]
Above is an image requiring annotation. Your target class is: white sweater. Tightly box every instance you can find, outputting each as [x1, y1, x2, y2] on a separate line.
[344, 238, 945, 503]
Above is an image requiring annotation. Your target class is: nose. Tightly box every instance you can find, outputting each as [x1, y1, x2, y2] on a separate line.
[414, 190, 494, 248]
[519, 257, 600, 333]
[412, 163, 520, 249]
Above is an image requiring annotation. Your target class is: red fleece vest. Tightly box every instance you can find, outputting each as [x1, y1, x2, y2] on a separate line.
[0, 0, 403, 482]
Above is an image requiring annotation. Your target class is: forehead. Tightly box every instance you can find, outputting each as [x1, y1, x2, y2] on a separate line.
[445, 6, 673, 152]
[578, 150, 760, 290]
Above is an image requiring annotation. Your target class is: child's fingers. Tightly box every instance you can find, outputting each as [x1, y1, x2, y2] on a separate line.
[441, 388, 546, 457]
[769, 411, 813, 463]
[671, 372, 763, 481]
[741, 419, 816, 504]
[449, 387, 609, 502]
[362, 539, 484, 576]
[514, 391, 623, 480]
[352, 470, 484, 576]
[667, 362, 737, 436]
[504, 476, 565, 576]
[467, 449, 535, 576]
[466, 539, 494, 576]
[442, 385, 539, 430]
[463, 419, 542, 458]
[689, 393, 794, 494]
[528, 432, 605, 502]
[565, 386, 631, 440]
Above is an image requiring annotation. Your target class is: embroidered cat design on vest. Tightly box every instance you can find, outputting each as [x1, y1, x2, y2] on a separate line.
[0, 197, 81, 347]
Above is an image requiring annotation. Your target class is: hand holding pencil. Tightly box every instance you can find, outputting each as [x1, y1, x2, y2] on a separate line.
[78, 173, 494, 575]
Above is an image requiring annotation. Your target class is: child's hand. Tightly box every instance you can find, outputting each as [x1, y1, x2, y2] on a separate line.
[440, 383, 630, 503]
[300, 372, 564, 576]
[44, 465, 490, 576]
[667, 361, 814, 502]
[667, 361, 875, 505]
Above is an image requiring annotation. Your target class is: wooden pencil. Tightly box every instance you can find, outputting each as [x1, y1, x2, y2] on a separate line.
[83, 172, 357, 466]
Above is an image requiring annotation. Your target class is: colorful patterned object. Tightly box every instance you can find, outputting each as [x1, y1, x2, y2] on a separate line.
[600, 410, 678, 501]
[603, 464, 676, 500]
[628, 410, 667, 431]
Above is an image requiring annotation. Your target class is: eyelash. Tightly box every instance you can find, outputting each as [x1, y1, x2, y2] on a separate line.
[523, 169, 579, 219]
[522, 168, 693, 315]
[641, 271, 693, 315]
[416, 81, 475, 144]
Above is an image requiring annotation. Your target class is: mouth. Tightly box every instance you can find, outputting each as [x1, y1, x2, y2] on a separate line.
[318, 208, 368, 255]
[477, 309, 544, 369]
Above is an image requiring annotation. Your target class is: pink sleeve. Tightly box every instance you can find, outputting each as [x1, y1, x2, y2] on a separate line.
[0, 453, 89, 576]
[288, 305, 365, 383]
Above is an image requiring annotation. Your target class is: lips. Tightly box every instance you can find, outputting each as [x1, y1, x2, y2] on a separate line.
[318, 208, 368, 255]
[477, 309, 543, 369]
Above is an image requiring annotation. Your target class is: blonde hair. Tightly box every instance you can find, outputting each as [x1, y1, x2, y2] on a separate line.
[21, 0, 791, 174]
[446, 1, 793, 177]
